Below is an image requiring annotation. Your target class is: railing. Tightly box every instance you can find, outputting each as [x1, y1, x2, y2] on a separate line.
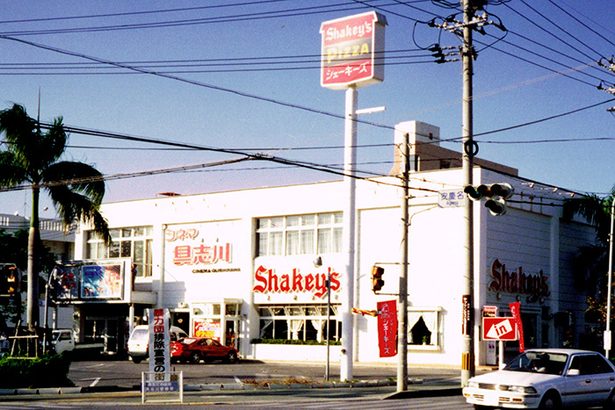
[9, 335, 39, 359]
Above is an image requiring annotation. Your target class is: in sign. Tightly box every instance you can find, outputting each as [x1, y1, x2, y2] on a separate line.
[483, 317, 517, 341]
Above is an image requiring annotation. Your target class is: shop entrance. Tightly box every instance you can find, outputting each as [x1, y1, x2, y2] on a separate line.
[83, 317, 122, 353]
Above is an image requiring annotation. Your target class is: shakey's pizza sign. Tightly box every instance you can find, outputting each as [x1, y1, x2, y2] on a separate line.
[252, 265, 341, 300]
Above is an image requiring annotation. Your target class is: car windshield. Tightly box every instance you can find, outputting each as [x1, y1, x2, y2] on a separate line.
[504, 351, 568, 375]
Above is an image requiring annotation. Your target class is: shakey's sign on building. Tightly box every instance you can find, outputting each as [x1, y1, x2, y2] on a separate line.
[252, 265, 341, 303]
[488, 259, 550, 303]
[320, 11, 386, 89]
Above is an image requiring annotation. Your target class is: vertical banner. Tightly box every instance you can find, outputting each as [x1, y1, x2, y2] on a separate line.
[462, 294, 472, 336]
[377, 300, 397, 357]
[509, 301, 525, 353]
[149, 308, 170, 380]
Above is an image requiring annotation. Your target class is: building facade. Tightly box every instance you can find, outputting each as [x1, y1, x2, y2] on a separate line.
[65, 121, 596, 367]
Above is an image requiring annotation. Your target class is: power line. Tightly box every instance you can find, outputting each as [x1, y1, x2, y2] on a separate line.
[506, 0, 607, 62]
[0, 1, 377, 36]
[0, 0, 293, 25]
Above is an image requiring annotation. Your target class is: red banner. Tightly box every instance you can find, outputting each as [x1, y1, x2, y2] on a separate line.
[509, 301, 525, 353]
[377, 300, 397, 357]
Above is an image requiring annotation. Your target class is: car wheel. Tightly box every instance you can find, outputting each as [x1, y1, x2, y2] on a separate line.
[131, 356, 142, 364]
[190, 352, 202, 364]
[539, 391, 561, 410]
[226, 351, 238, 363]
[604, 390, 615, 409]
[473, 406, 493, 410]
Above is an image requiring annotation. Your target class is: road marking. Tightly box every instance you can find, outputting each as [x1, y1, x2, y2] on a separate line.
[89, 377, 100, 387]
[234, 376, 242, 384]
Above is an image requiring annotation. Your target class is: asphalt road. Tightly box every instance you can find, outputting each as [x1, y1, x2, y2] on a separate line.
[68, 358, 461, 389]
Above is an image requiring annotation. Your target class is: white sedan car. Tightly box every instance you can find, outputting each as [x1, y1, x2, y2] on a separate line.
[463, 348, 615, 409]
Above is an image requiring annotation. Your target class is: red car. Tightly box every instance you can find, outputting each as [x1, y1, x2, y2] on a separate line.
[170, 337, 239, 364]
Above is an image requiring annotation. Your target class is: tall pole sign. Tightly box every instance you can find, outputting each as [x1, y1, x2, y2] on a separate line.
[320, 11, 386, 90]
[320, 11, 386, 383]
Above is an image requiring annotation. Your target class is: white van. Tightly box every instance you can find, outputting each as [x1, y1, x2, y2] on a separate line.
[127, 325, 188, 363]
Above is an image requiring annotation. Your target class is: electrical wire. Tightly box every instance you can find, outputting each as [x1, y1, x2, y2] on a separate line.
[505, 1, 607, 63]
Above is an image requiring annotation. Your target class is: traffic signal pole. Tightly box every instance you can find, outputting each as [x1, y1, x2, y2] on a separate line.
[461, 0, 476, 387]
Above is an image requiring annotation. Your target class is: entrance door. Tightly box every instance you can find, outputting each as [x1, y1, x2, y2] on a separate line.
[225, 320, 239, 350]
[83, 318, 120, 353]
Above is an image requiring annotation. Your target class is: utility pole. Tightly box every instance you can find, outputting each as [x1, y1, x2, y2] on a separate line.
[397, 132, 410, 392]
[461, 0, 476, 387]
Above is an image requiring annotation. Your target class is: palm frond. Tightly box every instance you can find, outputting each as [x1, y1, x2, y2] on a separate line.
[48, 185, 110, 245]
[0, 151, 28, 187]
[43, 161, 105, 204]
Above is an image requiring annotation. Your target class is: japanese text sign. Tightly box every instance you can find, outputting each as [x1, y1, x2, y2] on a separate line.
[509, 301, 525, 352]
[377, 300, 397, 357]
[320, 11, 386, 89]
[149, 308, 170, 380]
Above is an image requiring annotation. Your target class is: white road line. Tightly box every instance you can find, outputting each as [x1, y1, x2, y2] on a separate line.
[89, 377, 100, 387]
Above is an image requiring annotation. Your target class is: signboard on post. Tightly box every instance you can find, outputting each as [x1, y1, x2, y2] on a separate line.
[482, 317, 518, 341]
[509, 301, 525, 352]
[149, 308, 170, 380]
[438, 189, 465, 208]
[320, 11, 386, 90]
[377, 300, 397, 357]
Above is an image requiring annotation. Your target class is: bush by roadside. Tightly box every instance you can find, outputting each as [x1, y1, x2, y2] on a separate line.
[0, 353, 74, 388]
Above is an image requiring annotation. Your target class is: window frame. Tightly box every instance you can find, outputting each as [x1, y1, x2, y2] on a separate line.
[85, 226, 153, 278]
[256, 212, 342, 257]
[407, 306, 443, 350]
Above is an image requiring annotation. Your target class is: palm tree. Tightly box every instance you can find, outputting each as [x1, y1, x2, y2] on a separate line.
[0, 103, 111, 331]
[563, 187, 615, 327]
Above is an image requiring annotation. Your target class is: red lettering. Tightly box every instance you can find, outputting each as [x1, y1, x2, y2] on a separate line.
[253, 266, 342, 299]
[252, 265, 268, 293]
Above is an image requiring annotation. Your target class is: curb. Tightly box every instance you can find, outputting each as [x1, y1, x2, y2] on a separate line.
[0, 378, 456, 396]
[0, 387, 83, 395]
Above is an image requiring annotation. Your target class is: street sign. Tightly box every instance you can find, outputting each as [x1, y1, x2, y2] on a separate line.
[482, 305, 498, 318]
[438, 189, 465, 208]
[482, 317, 518, 341]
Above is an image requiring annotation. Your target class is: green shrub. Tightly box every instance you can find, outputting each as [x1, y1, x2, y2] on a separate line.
[0, 353, 74, 388]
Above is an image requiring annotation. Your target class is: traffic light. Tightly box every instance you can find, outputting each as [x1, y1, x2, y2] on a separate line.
[463, 183, 514, 216]
[371, 266, 384, 293]
[0, 264, 18, 301]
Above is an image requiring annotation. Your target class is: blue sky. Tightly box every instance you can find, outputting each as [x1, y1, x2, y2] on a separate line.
[0, 0, 614, 218]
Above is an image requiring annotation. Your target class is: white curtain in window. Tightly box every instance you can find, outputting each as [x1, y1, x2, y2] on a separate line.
[271, 232, 283, 255]
[300, 230, 314, 254]
[310, 319, 325, 342]
[289, 319, 304, 340]
[422, 311, 436, 337]
[286, 231, 299, 254]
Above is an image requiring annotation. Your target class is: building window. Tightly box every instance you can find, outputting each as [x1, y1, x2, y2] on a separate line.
[256, 213, 342, 257]
[257, 304, 341, 343]
[86, 226, 153, 278]
[408, 307, 442, 348]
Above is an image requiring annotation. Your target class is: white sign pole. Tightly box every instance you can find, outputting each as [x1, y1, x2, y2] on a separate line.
[340, 86, 357, 382]
[499, 340, 504, 369]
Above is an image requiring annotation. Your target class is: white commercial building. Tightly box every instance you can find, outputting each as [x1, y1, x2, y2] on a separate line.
[65, 121, 595, 367]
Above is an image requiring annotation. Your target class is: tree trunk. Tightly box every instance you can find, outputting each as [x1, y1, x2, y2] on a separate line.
[26, 185, 41, 332]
